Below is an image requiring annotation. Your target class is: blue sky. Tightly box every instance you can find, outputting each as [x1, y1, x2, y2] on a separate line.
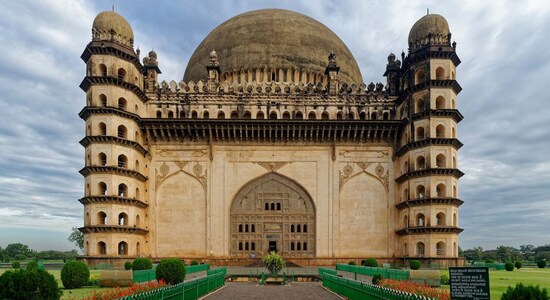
[0, 0, 549, 252]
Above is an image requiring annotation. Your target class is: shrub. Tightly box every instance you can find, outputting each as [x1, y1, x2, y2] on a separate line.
[156, 258, 186, 285]
[501, 283, 549, 300]
[348, 261, 356, 265]
[440, 273, 450, 285]
[263, 252, 285, 275]
[124, 261, 132, 270]
[12, 261, 20, 269]
[538, 260, 547, 268]
[0, 269, 61, 300]
[504, 262, 514, 271]
[372, 274, 383, 285]
[26, 261, 39, 272]
[362, 258, 379, 267]
[190, 260, 199, 265]
[132, 257, 153, 270]
[515, 261, 523, 269]
[61, 260, 90, 289]
[485, 259, 495, 263]
[410, 260, 421, 270]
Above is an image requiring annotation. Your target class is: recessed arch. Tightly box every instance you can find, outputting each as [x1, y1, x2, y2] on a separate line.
[282, 111, 291, 119]
[294, 111, 303, 119]
[436, 212, 446, 226]
[416, 213, 425, 226]
[436, 154, 446, 168]
[97, 153, 107, 166]
[436, 124, 445, 138]
[359, 111, 367, 120]
[97, 241, 107, 255]
[117, 68, 126, 81]
[118, 98, 127, 110]
[416, 156, 425, 170]
[117, 125, 127, 139]
[203, 111, 210, 119]
[435, 67, 445, 80]
[269, 111, 278, 119]
[415, 69, 425, 85]
[217, 111, 225, 119]
[256, 111, 264, 119]
[416, 126, 425, 140]
[98, 211, 107, 225]
[231, 111, 239, 119]
[118, 212, 128, 225]
[99, 94, 107, 107]
[99, 64, 107, 77]
[416, 185, 425, 199]
[118, 241, 128, 255]
[416, 242, 425, 256]
[321, 111, 329, 120]
[118, 183, 127, 197]
[435, 96, 445, 109]
[436, 241, 446, 256]
[308, 111, 316, 120]
[99, 122, 107, 136]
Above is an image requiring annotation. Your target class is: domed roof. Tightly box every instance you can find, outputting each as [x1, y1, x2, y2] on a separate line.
[183, 9, 363, 84]
[408, 14, 449, 48]
[92, 11, 134, 46]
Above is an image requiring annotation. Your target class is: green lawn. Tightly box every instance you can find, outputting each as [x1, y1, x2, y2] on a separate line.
[441, 268, 550, 300]
[0, 268, 110, 300]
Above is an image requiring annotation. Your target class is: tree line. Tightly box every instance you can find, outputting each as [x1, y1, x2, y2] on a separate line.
[461, 244, 550, 263]
[0, 243, 78, 262]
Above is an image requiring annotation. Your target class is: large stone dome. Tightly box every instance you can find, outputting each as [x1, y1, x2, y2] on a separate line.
[183, 9, 363, 84]
[92, 11, 134, 47]
[408, 14, 449, 48]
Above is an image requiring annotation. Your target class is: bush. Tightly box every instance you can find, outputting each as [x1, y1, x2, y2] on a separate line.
[410, 260, 421, 270]
[26, 261, 39, 272]
[190, 260, 199, 265]
[362, 258, 379, 267]
[12, 261, 20, 269]
[485, 259, 495, 263]
[0, 269, 61, 300]
[348, 261, 356, 265]
[514, 261, 523, 269]
[132, 257, 153, 270]
[124, 261, 132, 270]
[263, 252, 285, 275]
[538, 260, 547, 268]
[156, 258, 186, 285]
[372, 274, 383, 285]
[501, 283, 549, 300]
[505, 262, 514, 271]
[441, 273, 450, 285]
[61, 260, 90, 289]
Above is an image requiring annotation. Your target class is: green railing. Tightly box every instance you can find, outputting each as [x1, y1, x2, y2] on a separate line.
[322, 273, 436, 300]
[207, 267, 227, 276]
[336, 264, 409, 280]
[186, 264, 210, 274]
[134, 269, 157, 283]
[121, 271, 225, 300]
[318, 267, 337, 276]
[472, 261, 505, 270]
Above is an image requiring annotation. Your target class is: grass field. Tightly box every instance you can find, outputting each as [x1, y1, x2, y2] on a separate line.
[441, 268, 550, 300]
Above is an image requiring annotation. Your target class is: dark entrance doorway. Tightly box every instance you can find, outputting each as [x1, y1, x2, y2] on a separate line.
[269, 241, 277, 252]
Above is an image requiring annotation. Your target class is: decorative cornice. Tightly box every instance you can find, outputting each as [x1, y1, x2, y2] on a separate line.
[395, 168, 464, 184]
[395, 138, 463, 157]
[79, 166, 148, 182]
[403, 47, 461, 69]
[395, 197, 464, 210]
[80, 41, 145, 73]
[411, 109, 464, 123]
[79, 76, 148, 102]
[396, 226, 463, 236]
[79, 196, 148, 208]
[79, 136, 148, 156]
[78, 106, 141, 123]
[79, 225, 148, 235]
[397, 80, 462, 105]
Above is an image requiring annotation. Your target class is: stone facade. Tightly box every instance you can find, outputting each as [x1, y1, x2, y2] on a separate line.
[79, 9, 464, 266]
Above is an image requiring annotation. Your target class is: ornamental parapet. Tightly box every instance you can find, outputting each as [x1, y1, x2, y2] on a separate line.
[79, 225, 148, 235]
[397, 80, 462, 105]
[395, 168, 464, 184]
[396, 226, 463, 236]
[80, 41, 144, 73]
[395, 197, 464, 210]
[79, 76, 148, 102]
[79, 196, 148, 208]
[79, 136, 148, 156]
[79, 166, 148, 182]
[395, 138, 463, 157]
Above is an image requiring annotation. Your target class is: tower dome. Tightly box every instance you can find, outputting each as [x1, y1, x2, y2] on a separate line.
[92, 11, 134, 48]
[183, 9, 363, 84]
[408, 14, 450, 50]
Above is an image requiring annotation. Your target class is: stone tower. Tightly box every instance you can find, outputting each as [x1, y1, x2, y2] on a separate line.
[79, 11, 149, 258]
[393, 14, 464, 261]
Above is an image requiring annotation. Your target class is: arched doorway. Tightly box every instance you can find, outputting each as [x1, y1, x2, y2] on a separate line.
[230, 173, 315, 258]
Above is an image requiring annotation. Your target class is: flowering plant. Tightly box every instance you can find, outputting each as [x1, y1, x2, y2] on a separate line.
[379, 279, 450, 300]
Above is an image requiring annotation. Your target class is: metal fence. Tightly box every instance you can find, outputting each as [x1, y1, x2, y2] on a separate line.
[121, 268, 226, 300]
[186, 264, 210, 274]
[336, 264, 409, 280]
[133, 264, 212, 283]
[322, 273, 436, 300]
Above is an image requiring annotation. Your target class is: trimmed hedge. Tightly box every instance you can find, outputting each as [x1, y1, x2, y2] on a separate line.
[132, 257, 153, 271]
[538, 260, 547, 268]
[515, 261, 523, 269]
[501, 283, 549, 300]
[410, 260, 421, 270]
[156, 258, 186, 285]
[0, 269, 61, 300]
[61, 261, 90, 289]
[372, 274, 383, 285]
[362, 258, 379, 267]
[505, 262, 514, 271]
[124, 261, 132, 270]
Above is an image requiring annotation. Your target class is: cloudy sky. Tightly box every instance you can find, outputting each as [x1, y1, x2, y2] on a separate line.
[0, 0, 549, 252]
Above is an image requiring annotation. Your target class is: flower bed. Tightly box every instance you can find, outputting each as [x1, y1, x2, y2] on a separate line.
[379, 279, 449, 300]
[73, 279, 167, 300]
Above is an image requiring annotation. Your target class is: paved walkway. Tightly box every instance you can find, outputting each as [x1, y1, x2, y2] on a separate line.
[202, 282, 344, 300]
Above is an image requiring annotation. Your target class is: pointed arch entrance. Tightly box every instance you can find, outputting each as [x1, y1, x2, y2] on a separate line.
[230, 173, 315, 258]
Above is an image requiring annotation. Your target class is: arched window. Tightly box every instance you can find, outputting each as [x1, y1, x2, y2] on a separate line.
[276, 203, 281, 210]
[291, 242, 295, 251]
[99, 94, 107, 107]
[383, 112, 389, 120]
[136, 242, 141, 256]
[451, 71, 456, 80]
[98, 241, 107, 255]
[416, 213, 425, 226]
[435, 96, 445, 109]
[303, 242, 307, 251]
[179, 111, 185, 118]
[239, 242, 243, 251]
[416, 156, 425, 170]
[416, 99, 425, 113]
[370, 112, 377, 120]
[435, 67, 445, 80]
[294, 111, 303, 119]
[297, 224, 301, 233]
[404, 161, 409, 173]
[117, 125, 127, 139]
[403, 188, 409, 200]
[156, 111, 162, 118]
[453, 185, 457, 198]
[98, 153, 107, 166]
[282, 111, 291, 119]
[251, 242, 255, 251]
[135, 160, 140, 172]
[452, 99, 456, 109]
[86, 183, 90, 196]
[238, 224, 243, 232]
[135, 187, 140, 199]
[404, 215, 409, 228]
[135, 104, 139, 113]
[303, 224, 307, 233]
[86, 212, 90, 225]
[270, 203, 275, 210]
[416, 127, 425, 140]
[118, 241, 128, 255]
[336, 112, 343, 120]
[453, 213, 458, 226]
[167, 111, 174, 118]
[117, 154, 127, 168]
[416, 242, 425, 256]
[117, 68, 126, 81]
[452, 127, 456, 138]
[436, 212, 446, 226]
[348, 112, 355, 120]
[264, 203, 269, 210]
[98, 182, 107, 195]
[308, 111, 316, 120]
[256, 111, 264, 119]
[245, 242, 249, 251]
[452, 156, 457, 168]
[118, 213, 128, 225]
[322, 111, 329, 120]
[251, 224, 255, 232]
[118, 98, 127, 110]
[85, 241, 89, 255]
[290, 224, 295, 232]
[436, 125, 445, 138]
[135, 215, 140, 227]
[359, 111, 367, 120]
[415, 69, 425, 84]
[244, 111, 252, 119]
[269, 111, 277, 119]
[416, 185, 425, 199]
[99, 123, 107, 135]
[231, 111, 239, 119]
[436, 241, 446, 255]
[436, 154, 446, 168]
[98, 211, 107, 224]
[297, 242, 301, 251]
[118, 183, 127, 197]
[203, 111, 210, 119]
[99, 64, 107, 77]
[191, 111, 198, 119]
[245, 224, 249, 233]
[436, 183, 446, 197]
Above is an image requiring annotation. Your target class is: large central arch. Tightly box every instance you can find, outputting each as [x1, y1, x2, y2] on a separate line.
[230, 172, 315, 258]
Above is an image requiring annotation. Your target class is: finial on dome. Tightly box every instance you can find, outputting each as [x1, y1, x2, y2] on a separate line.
[112, 4, 115, 12]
